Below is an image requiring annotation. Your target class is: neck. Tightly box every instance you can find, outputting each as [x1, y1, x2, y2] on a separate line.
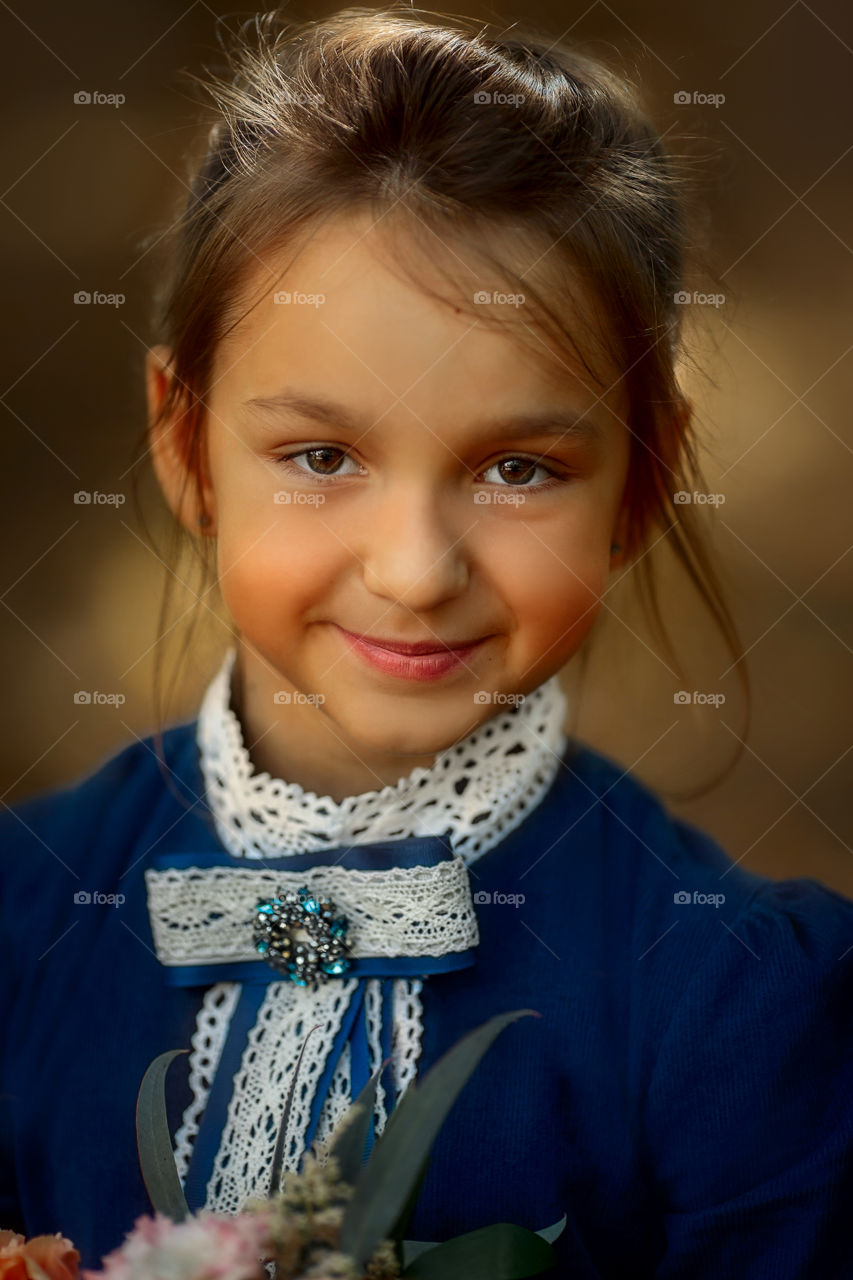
[230, 648, 445, 802]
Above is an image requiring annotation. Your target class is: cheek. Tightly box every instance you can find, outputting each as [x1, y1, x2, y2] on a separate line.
[515, 560, 606, 648]
[486, 514, 608, 608]
[214, 517, 337, 631]
[483, 517, 610, 658]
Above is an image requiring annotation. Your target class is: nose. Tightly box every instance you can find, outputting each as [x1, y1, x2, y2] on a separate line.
[359, 484, 470, 611]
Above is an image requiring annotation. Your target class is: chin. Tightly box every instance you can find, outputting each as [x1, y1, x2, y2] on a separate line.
[329, 698, 484, 760]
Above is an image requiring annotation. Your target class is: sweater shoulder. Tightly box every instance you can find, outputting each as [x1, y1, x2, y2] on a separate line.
[0, 719, 203, 866]
[549, 738, 767, 897]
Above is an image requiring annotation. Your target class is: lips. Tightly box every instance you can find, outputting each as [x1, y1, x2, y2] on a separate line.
[336, 626, 490, 655]
[335, 625, 490, 683]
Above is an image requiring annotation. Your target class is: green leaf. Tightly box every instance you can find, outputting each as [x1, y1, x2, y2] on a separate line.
[339, 1008, 541, 1267]
[326, 1056, 390, 1185]
[367, 1089, 432, 1265]
[269, 1023, 322, 1196]
[401, 1223, 555, 1278]
[389, 1152, 431, 1246]
[135, 1049, 190, 1222]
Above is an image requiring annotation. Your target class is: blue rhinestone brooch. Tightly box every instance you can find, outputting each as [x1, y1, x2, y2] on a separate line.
[252, 886, 352, 987]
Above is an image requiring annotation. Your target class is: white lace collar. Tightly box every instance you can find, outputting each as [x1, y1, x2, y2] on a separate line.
[196, 646, 569, 866]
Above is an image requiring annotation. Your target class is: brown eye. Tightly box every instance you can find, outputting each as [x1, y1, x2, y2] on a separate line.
[303, 447, 345, 474]
[482, 455, 558, 488]
[277, 446, 361, 479]
[496, 457, 538, 485]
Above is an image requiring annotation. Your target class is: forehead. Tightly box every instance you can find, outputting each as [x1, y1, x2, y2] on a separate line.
[214, 211, 628, 425]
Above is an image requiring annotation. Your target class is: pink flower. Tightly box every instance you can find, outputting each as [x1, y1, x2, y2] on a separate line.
[0, 1230, 81, 1280]
[81, 1210, 273, 1280]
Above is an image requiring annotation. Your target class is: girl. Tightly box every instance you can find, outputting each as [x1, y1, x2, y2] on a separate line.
[2, 6, 852, 1276]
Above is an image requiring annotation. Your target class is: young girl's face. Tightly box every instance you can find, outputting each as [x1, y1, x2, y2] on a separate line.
[151, 211, 630, 783]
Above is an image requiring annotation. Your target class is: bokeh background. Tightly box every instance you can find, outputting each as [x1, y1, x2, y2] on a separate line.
[2, 1, 851, 895]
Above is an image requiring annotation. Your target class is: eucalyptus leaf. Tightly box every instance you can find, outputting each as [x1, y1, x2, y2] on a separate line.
[269, 1022, 322, 1195]
[401, 1223, 555, 1278]
[135, 1048, 190, 1222]
[389, 1153, 431, 1249]
[326, 1056, 389, 1185]
[339, 1008, 541, 1267]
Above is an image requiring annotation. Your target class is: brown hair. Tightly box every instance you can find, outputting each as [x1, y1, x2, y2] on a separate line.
[134, 4, 748, 808]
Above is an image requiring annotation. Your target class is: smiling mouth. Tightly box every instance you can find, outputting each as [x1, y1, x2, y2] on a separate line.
[335, 626, 492, 655]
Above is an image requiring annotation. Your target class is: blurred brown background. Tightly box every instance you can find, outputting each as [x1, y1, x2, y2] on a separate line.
[1, 2, 851, 895]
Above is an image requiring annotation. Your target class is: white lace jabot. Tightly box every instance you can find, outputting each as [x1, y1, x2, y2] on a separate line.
[197, 645, 570, 865]
[170, 648, 570, 1216]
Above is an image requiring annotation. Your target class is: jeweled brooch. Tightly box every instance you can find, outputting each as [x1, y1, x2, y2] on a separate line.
[252, 885, 352, 987]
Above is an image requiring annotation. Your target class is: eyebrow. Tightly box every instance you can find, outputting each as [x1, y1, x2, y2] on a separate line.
[243, 389, 606, 445]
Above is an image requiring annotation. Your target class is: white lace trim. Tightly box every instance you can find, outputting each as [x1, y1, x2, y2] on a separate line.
[146, 855, 479, 965]
[197, 646, 569, 865]
[172, 982, 241, 1186]
[310, 977, 423, 1167]
[310, 1039, 354, 1164]
[364, 978, 388, 1136]
[175, 647, 568, 1213]
[206, 977, 361, 1211]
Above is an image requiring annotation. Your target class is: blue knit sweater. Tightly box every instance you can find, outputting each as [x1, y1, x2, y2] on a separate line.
[1, 722, 852, 1277]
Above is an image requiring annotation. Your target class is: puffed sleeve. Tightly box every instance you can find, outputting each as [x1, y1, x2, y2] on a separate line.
[644, 876, 853, 1278]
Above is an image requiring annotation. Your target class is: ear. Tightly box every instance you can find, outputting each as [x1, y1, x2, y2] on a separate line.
[146, 344, 216, 536]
